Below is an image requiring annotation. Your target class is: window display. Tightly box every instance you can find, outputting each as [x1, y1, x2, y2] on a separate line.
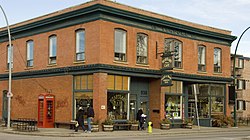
[165, 95, 182, 119]
[108, 93, 128, 120]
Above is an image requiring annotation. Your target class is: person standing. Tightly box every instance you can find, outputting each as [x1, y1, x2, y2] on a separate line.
[86, 104, 95, 133]
[75, 107, 87, 132]
[136, 109, 143, 130]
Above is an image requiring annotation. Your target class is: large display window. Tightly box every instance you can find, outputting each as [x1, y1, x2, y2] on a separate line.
[164, 81, 183, 119]
[107, 75, 130, 120]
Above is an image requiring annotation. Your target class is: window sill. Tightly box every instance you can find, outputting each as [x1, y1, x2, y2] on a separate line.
[73, 61, 85, 64]
[25, 67, 34, 70]
[213, 72, 222, 75]
[197, 71, 207, 74]
[135, 63, 149, 68]
[113, 61, 128, 65]
[47, 64, 57, 67]
[173, 68, 184, 71]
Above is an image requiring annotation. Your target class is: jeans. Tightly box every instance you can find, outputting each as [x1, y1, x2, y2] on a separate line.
[87, 117, 92, 131]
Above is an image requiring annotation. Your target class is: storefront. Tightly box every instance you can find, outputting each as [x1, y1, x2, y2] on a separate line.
[163, 80, 226, 127]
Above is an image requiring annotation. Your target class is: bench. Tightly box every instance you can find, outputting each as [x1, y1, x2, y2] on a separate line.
[14, 118, 37, 131]
[54, 121, 76, 129]
[113, 123, 131, 130]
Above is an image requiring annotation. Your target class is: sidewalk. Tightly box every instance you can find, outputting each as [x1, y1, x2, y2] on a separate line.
[1, 126, 250, 137]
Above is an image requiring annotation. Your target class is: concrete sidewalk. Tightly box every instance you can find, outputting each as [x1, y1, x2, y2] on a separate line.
[1, 126, 250, 137]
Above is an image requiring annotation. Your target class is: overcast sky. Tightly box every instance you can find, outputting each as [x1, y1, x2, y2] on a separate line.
[0, 0, 250, 57]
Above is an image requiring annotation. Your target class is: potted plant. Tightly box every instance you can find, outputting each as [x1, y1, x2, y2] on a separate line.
[128, 120, 139, 130]
[160, 118, 171, 130]
[184, 118, 193, 129]
[102, 118, 114, 132]
[91, 120, 99, 132]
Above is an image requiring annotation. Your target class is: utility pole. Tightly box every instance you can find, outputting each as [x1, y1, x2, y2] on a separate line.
[232, 26, 250, 127]
[0, 5, 13, 129]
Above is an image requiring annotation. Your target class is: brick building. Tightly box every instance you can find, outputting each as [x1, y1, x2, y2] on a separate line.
[0, 0, 236, 128]
[231, 55, 250, 118]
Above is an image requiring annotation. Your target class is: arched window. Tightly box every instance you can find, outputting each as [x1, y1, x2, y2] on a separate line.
[198, 45, 206, 71]
[75, 29, 85, 61]
[164, 38, 182, 68]
[49, 35, 57, 64]
[136, 33, 148, 64]
[114, 29, 127, 61]
[26, 40, 34, 67]
[214, 48, 221, 73]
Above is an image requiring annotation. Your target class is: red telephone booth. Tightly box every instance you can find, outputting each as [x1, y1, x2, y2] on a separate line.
[38, 94, 55, 128]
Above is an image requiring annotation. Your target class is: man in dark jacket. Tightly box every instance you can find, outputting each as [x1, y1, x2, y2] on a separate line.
[86, 104, 95, 133]
[75, 107, 87, 132]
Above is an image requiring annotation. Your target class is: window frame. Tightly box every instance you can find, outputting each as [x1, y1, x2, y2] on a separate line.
[75, 29, 85, 61]
[198, 45, 206, 72]
[26, 40, 34, 67]
[49, 35, 57, 64]
[114, 28, 127, 62]
[164, 38, 183, 68]
[237, 79, 246, 90]
[214, 48, 222, 73]
[136, 33, 148, 64]
[7, 45, 13, 69]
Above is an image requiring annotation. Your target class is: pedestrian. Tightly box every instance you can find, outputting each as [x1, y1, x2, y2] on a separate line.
[86, 104, 95, 133]
[136, 109, 143, 130]
[75, 107, 87, 132]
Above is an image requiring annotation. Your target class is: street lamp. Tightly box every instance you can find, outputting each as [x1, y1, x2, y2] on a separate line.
[0, 5, 12, 129]
[232, 26, 250, 127]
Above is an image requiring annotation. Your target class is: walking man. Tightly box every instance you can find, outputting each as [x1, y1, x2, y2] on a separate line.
[86, 104, 95, 133]
[75, 107, 87, 132]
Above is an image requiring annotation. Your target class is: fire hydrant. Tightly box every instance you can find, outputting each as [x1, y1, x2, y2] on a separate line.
[148, 121, 152, 133]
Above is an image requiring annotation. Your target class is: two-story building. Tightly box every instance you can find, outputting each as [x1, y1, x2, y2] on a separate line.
[0, 0, 236, 128]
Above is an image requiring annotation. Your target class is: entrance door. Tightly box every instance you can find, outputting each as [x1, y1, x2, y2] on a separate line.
[2, 90, 8, 125]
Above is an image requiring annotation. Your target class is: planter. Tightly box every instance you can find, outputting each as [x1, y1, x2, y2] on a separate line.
[185, 123, 192, 129]
[160, 123, 170, 130]
[103, 125, 114, 132]
[91, 124, 99, 132]
[130, 124, 139, 130]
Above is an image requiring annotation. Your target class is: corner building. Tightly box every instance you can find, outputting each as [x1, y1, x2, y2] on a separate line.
[0, 0, 236, 128]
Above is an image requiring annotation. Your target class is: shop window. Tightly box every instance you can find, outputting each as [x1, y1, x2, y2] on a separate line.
[136, 33, 148, 64]
[107, 93, 128, 120]
[74, 92, 93, 118]
[198, 45, 206, 71]
[214, 48, 221, 73]
[74, 75, 93, 90]
[114, 29, 127, 61]
[165, 95, 182, 119]
[108, 75, 129, 91]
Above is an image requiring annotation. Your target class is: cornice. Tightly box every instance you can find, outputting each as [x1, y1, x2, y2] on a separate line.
[0, 4, 236, 45]
[0, 64, 232, 84]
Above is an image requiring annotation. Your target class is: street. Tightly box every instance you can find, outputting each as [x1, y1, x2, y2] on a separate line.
[0, 130, 250, 140]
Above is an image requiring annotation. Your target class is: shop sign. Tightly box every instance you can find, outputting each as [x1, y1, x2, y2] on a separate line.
[161, 74, 172, 86]
[161, 51, 173, 70]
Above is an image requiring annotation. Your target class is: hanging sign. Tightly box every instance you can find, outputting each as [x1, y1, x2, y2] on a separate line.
[161, 51, 173, 86]
[161, 74, 173, 86]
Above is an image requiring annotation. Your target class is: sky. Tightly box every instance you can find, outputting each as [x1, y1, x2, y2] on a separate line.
[0, 0, 250, 57]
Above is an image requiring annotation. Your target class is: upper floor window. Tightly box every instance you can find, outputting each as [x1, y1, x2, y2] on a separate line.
[7, 45, 13, 69]
[214, 48, 221, 73]
[49, 35, 57, 64]
[26, 40, 34, 67]
[164, 39, 182, 68]
[237, 100, 246, 110]
[237, 58, 244, 69]
[198, 45, 206, 71]
[237, 79, 246, 90]
[76, 29, 85, 61]
[136, 33, 148, 64]
[114, 29, 127, 61]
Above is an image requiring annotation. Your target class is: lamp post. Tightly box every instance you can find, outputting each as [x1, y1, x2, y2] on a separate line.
[0, 5, 12, 129]
[232, 26, 250, 127]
